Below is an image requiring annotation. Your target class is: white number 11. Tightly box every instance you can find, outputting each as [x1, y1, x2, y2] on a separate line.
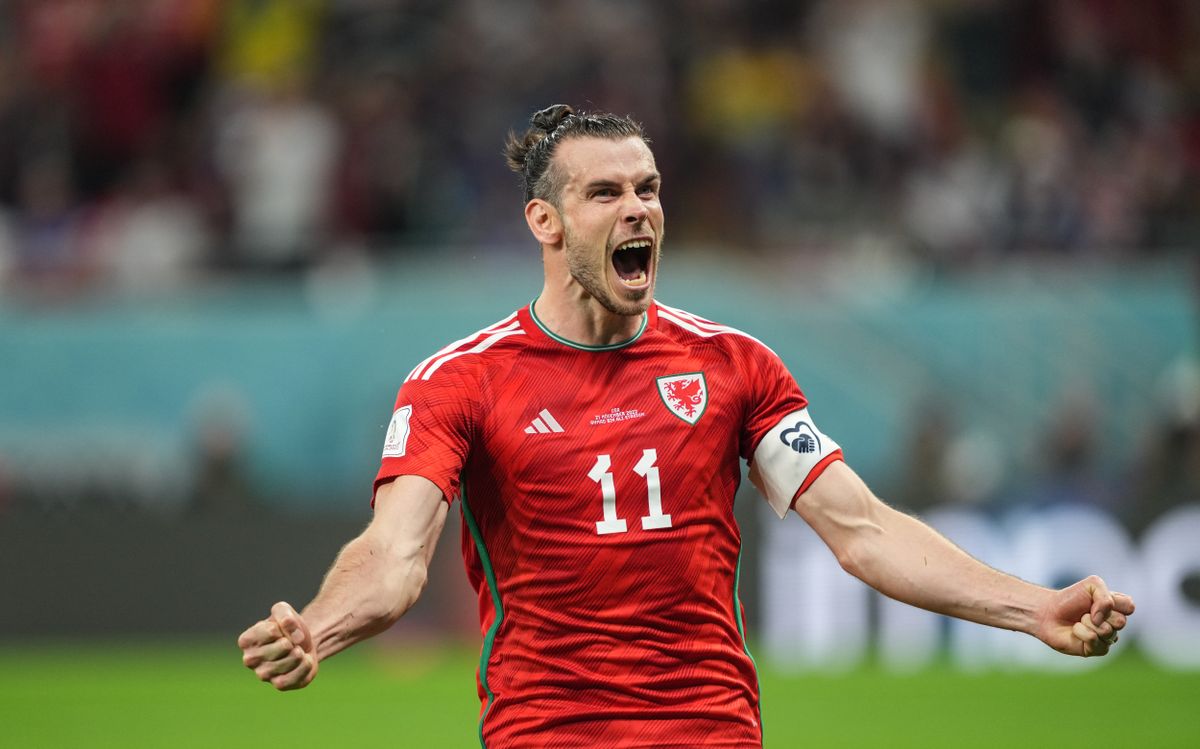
[589, 449, 673, 535]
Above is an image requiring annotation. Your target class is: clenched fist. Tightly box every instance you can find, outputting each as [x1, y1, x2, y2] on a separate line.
[238, 602, 318, 690]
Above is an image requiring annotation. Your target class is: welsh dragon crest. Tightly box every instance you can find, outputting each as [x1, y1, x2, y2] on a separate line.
[656, 372, 708, 425]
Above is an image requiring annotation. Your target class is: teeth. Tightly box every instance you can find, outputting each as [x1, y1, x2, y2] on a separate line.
[621, 271, 647, 285]
[617, 239, 652, 251]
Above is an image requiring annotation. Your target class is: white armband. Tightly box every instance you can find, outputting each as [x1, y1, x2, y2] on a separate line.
[748, 408, 841, 518]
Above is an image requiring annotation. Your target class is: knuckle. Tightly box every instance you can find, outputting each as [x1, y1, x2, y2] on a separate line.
[273, 655, 299, 675]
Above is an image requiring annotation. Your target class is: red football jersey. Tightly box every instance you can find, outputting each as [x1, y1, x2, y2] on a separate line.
[375, 301, 843, 748]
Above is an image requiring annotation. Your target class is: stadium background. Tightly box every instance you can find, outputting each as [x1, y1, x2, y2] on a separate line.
[1, 1, 1198, 746]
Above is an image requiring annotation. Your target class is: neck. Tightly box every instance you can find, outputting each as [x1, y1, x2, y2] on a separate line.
[534, 280, 646, 347]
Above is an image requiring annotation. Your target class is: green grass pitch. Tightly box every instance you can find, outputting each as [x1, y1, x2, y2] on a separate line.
[2, 640, 1196, 748]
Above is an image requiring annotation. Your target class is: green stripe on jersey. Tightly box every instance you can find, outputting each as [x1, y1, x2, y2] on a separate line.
[529, 298, 648, 351]
[460, 486, 502, 748]
[734, 547, 764, 743]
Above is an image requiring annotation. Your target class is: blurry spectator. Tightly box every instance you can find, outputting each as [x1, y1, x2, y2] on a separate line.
[941, 428, 1006, 510]
[9, 153, 87, 289]
[330, 70, 420, 246]
[69, 0, 173, 196]
[213, 75, 340, 269]
[188, 385, 260, 516]
[811, 0, 930, 145]
[891, 395, 1011, 514]
[1021, 386, 1115, 513]
[684, 41, 812, 247]
[1000, 93, 1087, 253]
[0, 207, 15, 288]
[901, 137, 1006, 267]
[216, 0, 325, 87]
[84, 155, 209, 291]
[892, 396, 958, 513]
[1128, 359, 1200, 535]
[0, 452, 10, 517]
[209, 0, 334, 268]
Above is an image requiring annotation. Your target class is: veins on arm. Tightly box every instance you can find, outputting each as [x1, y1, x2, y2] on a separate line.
[793, 461, 1049, 634]
[301, 476, 449, 661]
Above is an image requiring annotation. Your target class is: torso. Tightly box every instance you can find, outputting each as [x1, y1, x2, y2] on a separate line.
[377, 301, 816, 748]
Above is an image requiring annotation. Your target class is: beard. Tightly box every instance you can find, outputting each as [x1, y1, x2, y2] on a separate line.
[562, 228, 661, 317]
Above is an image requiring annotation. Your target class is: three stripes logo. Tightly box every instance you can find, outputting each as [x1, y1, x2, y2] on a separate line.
[524, 409, 564, 434]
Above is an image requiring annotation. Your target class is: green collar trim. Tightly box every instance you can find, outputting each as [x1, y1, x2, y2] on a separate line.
[529, 298, 647, 351]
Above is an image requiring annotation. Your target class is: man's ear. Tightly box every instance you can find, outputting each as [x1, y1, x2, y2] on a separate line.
[525, 199, 563, 246]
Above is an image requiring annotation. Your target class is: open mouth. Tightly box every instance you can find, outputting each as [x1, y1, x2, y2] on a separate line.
[611, 238, 653, 287]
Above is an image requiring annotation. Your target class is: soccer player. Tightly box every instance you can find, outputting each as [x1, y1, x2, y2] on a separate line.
[238, 105, 1135, 747]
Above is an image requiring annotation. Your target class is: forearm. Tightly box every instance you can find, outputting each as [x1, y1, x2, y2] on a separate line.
[841, 502, 1054, 634]
[795, 462, 1054, 635]
[301, 529, 430, 661]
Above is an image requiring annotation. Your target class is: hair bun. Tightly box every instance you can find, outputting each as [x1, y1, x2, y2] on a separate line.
[530, 104, 575, 133]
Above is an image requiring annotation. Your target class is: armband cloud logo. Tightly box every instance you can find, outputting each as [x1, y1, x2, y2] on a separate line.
[656, 372, 708, 425]
[781, 420, 821, 454]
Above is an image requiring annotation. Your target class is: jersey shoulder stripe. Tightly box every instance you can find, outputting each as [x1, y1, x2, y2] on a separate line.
[405, 313, 524, 382]
[656, 302, 778, 356]
[405, 312, 518, 381]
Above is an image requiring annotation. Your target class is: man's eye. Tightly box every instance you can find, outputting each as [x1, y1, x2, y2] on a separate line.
[593, 189, 617, 198]
[638, 184, 657, 195]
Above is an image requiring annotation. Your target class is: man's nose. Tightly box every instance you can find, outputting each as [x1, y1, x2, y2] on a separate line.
[622, 190, 648, 223]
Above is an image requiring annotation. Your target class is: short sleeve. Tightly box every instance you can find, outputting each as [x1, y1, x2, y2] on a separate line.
[739, 341, 843, 518]
[373, 367, 476, 505]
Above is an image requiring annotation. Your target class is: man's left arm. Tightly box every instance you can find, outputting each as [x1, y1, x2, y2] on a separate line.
[793, 461, 1135, 656]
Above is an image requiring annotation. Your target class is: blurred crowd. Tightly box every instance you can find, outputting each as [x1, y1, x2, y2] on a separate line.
[0, 0, 1197, 298]
[892, 358, 1200, 536]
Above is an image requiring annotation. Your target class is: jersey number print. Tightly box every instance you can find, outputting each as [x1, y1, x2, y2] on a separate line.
[589, 449, 672, 535]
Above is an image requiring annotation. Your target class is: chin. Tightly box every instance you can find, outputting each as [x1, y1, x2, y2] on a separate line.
[605, 287, 653, 316]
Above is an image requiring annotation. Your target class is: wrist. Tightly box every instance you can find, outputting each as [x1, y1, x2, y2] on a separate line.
[1015, 584, 1056, 637]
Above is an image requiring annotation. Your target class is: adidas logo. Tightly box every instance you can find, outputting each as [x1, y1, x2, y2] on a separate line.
[524, 409, 564, 434]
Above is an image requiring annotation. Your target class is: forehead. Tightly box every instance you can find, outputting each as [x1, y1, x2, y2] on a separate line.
[554, 136, 658, 189]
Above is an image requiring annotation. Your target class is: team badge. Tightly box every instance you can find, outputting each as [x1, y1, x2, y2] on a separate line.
[656, 372, 708, 425]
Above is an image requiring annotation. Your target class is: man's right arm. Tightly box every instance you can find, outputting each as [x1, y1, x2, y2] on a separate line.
[237, 474, 449, 690]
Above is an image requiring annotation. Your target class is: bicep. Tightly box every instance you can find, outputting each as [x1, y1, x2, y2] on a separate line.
[790, 461, 889, 561]
[369, 475, 450, 565]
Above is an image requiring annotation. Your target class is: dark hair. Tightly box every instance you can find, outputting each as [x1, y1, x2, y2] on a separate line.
[504, 104, 649, 205]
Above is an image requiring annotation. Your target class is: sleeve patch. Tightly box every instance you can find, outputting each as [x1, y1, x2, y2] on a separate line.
[381, 405, 414, 458]
[748, 408, 841, 518]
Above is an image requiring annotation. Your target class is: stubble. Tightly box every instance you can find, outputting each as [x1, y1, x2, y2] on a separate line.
[562, 228, 661, 317]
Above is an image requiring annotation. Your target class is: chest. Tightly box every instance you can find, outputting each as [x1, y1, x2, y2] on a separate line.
[484, 347, 740, 451]
[467, 349, 743, 526]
